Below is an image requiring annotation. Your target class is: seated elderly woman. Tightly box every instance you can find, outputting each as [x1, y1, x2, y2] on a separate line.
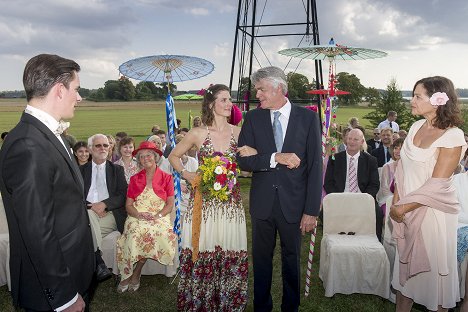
[376, 137, 404, 215]
[116, 141, 177, 293]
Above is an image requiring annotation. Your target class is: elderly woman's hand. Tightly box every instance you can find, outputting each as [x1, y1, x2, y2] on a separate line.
[138, 212, 155, 221]
[389, 204, 406, 223]
[237, 145, 258, 157]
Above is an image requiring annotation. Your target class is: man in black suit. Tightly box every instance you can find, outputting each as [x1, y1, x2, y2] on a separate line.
[80, 134, 127, 251]
[371, 127, 393, 167]
[0, 54, 94, 311]
[237, 66, 322, 312]
[324, 128, 382, 239]
[366, 128, 381, 153]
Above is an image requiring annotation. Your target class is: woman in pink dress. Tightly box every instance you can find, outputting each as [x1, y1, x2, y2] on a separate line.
[389, 76, 467, 311]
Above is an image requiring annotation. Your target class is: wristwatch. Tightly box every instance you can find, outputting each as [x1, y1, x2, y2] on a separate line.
[158, 213, 163, 218]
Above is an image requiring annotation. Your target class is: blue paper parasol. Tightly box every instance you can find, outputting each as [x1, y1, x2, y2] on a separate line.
[119, 54, 214, 83]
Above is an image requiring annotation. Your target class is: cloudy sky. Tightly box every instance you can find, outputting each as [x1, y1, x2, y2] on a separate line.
[1, 0, 467, 92]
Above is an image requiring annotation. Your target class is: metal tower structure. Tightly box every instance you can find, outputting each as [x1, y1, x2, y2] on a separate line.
[229, 0, 323, 110]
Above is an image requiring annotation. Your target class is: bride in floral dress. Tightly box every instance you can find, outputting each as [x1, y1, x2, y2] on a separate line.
[169, 84, 255, 311]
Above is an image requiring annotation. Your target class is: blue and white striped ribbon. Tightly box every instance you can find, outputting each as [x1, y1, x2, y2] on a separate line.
[165, 93, 182, 253]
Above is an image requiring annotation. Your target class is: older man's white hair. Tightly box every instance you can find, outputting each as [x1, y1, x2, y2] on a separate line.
[251, 66, 288, 95]
[87, 133, 108, 149]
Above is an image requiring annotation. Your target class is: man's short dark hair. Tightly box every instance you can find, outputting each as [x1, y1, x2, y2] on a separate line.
[155, 129, 166, 135]
[115, 132, 128, 138]
[23, 54, 80, 102]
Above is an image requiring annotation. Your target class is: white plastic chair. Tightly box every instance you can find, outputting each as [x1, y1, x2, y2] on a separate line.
[319, 193, 390, 298]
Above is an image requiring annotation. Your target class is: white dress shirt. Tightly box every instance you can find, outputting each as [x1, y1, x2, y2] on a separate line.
[269, 100, 291, 168]
[87, 161, 109, 203]
[378, 119, 399, 132]
[344, 151, 362, 193]
[24, 105, 72, 158]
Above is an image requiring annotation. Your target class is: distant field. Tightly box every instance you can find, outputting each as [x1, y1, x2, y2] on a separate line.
[0, 98, 374, 143]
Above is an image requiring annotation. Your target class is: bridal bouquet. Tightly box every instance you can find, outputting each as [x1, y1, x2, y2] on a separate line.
[198, 152, 239, 201]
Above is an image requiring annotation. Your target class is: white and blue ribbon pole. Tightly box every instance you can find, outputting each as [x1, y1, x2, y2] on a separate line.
[165, 92, 182, 254]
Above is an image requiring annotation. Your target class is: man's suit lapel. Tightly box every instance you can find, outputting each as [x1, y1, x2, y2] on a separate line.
[282, 104, 298, 152]
[259, 109, 277, 152]
[357, 153, 367, 185]
[105, 161, 112, 193]
[338, 152, 347, 186]
[22, 113, 84, 190]
[83, 163, 92, 196]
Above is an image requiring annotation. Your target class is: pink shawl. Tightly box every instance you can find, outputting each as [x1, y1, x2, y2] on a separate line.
[392, 160, 459, 285]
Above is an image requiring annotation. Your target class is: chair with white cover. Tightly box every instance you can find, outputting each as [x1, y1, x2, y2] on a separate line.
[319, 193, 390, 298]
[0, 195, 10, 289]
[382, 195, 396, 302]
[453, 172, 468, 299]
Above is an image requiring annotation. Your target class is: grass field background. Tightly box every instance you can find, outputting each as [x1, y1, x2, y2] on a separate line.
[0, 98, 374, 144]
[0, 99, 432, 311]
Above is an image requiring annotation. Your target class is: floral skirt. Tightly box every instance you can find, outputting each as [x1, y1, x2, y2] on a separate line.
[177, 198, 248, 311]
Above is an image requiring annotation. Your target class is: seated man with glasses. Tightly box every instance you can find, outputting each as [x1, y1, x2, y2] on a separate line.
[366, 128, 381, 153]
[79, 134, 128, 263]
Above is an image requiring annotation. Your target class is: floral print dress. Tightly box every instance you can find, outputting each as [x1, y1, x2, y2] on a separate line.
[116, 187, 177, 280]
[177, 127, 248, 311]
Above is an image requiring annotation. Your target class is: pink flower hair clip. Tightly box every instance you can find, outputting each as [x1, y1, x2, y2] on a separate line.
[429, 92, 449, 106]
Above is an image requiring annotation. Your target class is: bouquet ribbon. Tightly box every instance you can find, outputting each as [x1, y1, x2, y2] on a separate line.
[191, 173, 203, 262]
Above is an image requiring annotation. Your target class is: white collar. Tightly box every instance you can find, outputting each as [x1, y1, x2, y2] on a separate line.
[92, 161, 107, 170]
[346, 151, 361, 159]
[24, 105, 60, 134]
[271, 99, 291, 119]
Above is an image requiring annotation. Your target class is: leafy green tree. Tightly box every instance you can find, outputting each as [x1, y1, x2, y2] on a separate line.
[364, 87, 382, 107]
[363, 78, 418, 130]
[118, 77, 136, 101]
[286, 72, 313, 99]
[335, 72, 365, 106]
[103, 80, 120, 100]
[78, 88, 91, 98]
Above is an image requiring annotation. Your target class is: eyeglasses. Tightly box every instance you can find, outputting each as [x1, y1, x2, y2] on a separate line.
[94, 144, 109, 148]
[373, 133, 380, 135]
[338, 232, 356, 235]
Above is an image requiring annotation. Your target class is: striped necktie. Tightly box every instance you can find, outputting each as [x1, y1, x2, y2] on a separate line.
[348, 156, 358, 193]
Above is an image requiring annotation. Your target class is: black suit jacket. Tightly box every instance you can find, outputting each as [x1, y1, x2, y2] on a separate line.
[323, 151, 380, 198]
[366, 138, 380, 153]
[237, 104, 322, 223]
[0, 113, 94, 310]
[80, 161, 128, 233]
[371, 145, 391, 167]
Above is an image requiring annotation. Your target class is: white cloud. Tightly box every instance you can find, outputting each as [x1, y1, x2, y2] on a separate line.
[186, 8, 210, 16]
[214, 42, 229, 57]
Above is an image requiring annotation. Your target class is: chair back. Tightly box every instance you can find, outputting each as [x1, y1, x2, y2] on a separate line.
[323, 193, 376, 235]
[454, 172, 468, 224]
[383, 195, 395, 245]
[0, 195, 8, 234]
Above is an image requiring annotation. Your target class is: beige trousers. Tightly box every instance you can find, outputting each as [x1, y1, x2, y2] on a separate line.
[88, 210, 117, 251]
